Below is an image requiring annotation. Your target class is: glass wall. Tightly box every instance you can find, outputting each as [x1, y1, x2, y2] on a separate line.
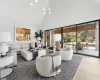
[44, 21, 99, 57]
[63, 26, 76, 53]
[76, 22, 99, 56]
[45, 28, 62, 49]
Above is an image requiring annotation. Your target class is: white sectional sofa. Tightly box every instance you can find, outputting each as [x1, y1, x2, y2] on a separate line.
[7, 43, 31, 61]
[10, 43, 32, 61]
[21, 43, 30, 50]
[11, 43, 22, 54]
[11, 43, 30, 53]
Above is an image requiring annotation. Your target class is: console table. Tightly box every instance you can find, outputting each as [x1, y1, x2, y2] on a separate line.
[28, 49, 38, 60]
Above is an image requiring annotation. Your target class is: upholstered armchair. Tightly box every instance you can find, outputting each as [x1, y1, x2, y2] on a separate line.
[36, 55, 61, 77]
[59, 45, 73, 61]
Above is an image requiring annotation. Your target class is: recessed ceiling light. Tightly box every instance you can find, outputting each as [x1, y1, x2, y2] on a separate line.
[30, 2, 34, 6]
[49, 11, 51, 14]
[48, 7, 51, 10]
[35, 0, 38, 3]
[44, 12, 46, 15]
[42, 8, 45, 11]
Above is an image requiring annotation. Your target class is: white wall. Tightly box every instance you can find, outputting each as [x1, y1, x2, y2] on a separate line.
[0, 16, 37, 43]
[41, 0, 100, 30]
[0, 0, 51, 43]
[0, 0, 50, 26]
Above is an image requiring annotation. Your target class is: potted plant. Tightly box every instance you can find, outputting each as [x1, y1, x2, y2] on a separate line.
[35, 30, 43, 40]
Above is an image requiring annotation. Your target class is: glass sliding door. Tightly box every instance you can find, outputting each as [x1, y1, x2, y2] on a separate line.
[76, 21, 99, 56]
[44, 20, 100, 57]
[63, 26, 76, 53]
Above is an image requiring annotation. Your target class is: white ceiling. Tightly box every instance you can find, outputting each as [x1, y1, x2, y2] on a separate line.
[0, 0, 51, 27]
[41, 0, 100, 30]
[1, 0, 100, 29]
[91, 0, 100, 5]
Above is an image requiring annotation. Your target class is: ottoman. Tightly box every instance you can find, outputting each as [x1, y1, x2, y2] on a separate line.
[21, 49, 33, 61]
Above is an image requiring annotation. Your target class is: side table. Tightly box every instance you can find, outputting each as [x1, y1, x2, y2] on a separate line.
[29, 49, 38, 60]
[0, 55, 14, 78]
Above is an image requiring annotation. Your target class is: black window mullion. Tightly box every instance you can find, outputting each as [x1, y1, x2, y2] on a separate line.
[61, 27, 63, 48]
[98, 20, 100, 58]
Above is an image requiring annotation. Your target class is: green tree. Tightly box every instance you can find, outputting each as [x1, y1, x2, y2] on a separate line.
[78, 30, 95, 42]
[63, 32, 75, 42]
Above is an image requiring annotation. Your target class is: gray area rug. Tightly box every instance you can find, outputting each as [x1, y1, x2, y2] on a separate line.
[3, 54, 83, 80]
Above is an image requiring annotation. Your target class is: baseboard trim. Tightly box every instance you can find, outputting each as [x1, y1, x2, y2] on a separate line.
[74, 53, 99, 58]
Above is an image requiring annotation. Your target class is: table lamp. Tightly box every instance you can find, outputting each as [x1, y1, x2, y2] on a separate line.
[0, 32, 11, 56]
[54, 34, 61, 41]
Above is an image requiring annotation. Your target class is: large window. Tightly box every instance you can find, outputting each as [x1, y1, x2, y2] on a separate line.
[77, 22, 99, 56]
[44, 20, 99, 57]
[45, 28, 62, 48]
[63, 26, 76, 52]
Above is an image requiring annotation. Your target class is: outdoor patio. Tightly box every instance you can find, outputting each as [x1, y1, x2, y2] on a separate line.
[73, 47, 98, 56]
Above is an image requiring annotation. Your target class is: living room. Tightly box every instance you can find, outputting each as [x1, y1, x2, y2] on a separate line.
[0, 0, 100, 80]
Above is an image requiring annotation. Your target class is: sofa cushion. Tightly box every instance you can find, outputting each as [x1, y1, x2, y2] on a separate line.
[11, 44, 21, 49]
[22, 44, 30, 49]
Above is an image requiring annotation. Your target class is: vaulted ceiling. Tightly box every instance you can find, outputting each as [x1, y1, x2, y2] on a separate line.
[0, 0, 51, 27]
[41, 0, 100, 30]
[0, 0, 100, 30]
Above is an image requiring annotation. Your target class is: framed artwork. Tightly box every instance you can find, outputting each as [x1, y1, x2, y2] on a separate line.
[15, 27, 31, 42]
